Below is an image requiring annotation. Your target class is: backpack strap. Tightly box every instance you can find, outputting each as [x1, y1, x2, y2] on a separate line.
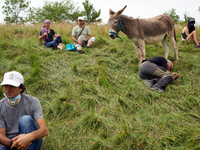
[76, 26, 85, 39]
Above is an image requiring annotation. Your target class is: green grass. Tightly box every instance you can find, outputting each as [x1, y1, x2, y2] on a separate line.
[0, 23, 200, 149]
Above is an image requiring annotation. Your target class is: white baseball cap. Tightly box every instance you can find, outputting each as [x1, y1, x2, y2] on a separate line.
[1, 71, 24, 87]
[77, 17, 85, 21]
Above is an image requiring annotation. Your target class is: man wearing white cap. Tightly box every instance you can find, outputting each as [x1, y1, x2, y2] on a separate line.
[0, 71, 48, 150]
[72, 16, 96, 53]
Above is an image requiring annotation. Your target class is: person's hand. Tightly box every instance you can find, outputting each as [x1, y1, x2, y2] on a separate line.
[11, 134, 32, 150]
[172, 72, 179, 80]
[57, 34, 61, 37]
[43, 32, 47, 37]
[78, 41, 83, 46]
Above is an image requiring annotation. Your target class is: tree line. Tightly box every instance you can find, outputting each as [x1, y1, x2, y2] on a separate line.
[2, 0, 200, 24]
[163, 8, 200, 23]
[2, 0, 101, 24]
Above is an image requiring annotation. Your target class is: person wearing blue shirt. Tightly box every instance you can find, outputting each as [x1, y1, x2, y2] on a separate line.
[39, 19, 65, 51]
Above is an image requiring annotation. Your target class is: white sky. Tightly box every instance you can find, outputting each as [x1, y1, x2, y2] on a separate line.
[0, 0, 200, 24]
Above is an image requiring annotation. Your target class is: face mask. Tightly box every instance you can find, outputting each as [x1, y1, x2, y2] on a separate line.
[4, 93, 21, 106]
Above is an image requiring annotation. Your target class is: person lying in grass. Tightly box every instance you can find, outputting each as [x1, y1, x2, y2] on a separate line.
[39, 19, 65, 51]
[138, 56, 179, 92]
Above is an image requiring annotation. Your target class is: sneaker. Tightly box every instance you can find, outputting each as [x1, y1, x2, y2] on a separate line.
[194, 45, 200, 49]
[144, 80, 153, 88]
[150, 87, 165, 93]
[61, 44, 66, 52]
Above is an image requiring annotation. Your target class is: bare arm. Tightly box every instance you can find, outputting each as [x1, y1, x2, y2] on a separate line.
[54, 34, 61, 38]
[39, 32, 47, 41]
[182, 27, 190, 36]
[85, 34, 92, 42]
[0, 128, 11, 147]
[181, 27, 190, 41]
[72, 35, 82, 46]
[11, 118, 48, 150]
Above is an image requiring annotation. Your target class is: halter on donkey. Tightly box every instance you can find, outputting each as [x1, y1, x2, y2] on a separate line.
[108, 5, 178, 65]
[109, 17, 124, 42]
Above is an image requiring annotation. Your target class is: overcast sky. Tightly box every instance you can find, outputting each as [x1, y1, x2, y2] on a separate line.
[0, 0, 200, 24]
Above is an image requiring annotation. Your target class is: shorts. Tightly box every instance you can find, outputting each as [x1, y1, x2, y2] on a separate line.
[74, 37, 95, 48]
[182, 33, 187, 40]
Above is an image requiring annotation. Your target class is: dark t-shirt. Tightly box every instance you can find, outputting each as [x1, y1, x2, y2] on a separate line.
[142, 56, 168, 70]
[40, 29, 55, 43]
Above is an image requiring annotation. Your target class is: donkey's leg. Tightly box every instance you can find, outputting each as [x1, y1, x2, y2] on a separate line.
[139, 40, 146, 63]
[132, 42, 142, 64]
[169, 36, 178, 63]
[161, 37, 170, 60]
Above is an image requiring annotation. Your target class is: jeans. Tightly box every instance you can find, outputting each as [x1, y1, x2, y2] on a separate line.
[0, 115, 43, 150]
[44, 36, 62, 48]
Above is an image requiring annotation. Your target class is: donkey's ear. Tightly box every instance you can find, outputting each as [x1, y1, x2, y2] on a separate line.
[109, 9, 115, 17]
[116, 5, 127, 16]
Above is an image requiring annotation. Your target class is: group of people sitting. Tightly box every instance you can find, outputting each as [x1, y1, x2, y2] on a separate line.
[0, 17, 199, 150]
[39, 17, 200, 53]
[39, 17, 96, 53]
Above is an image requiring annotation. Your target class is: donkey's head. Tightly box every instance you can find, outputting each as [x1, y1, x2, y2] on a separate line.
[108, 5, 127, 40]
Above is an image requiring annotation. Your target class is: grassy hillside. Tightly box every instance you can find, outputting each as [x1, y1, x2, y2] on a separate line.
[0, 23, 200, 150]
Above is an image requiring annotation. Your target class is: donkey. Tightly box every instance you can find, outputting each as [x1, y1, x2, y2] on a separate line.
[108, 5, 178, 64]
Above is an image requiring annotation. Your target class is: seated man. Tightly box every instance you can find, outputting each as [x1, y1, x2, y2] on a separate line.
[72, 17, 95, 53]
[138, 56, 179, 92]
[39, 19, 65, 51]
[0, 71, 48, 150]
[181, 17, 200, 48]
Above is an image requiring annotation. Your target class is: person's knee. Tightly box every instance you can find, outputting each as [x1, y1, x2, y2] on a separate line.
[192, 30, 197, 34]
[89, 37, 95, 43]
[19, 115, 32, 122]
[77, 47, 82, 50]
[19, 115, 33, 126]
[57, 36, 62, 42]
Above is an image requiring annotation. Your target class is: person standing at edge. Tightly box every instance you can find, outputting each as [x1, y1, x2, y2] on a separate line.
[0, 71, 48, 150]
[138, 56, 179, 92]
[72, 17, 95, 53]
[39, 19, 65, 51]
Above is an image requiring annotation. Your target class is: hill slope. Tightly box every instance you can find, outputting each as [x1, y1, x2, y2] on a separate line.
[0, 23, 200, 149]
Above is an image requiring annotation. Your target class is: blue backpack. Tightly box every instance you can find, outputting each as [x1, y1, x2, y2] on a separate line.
[65, 44, 77, 52]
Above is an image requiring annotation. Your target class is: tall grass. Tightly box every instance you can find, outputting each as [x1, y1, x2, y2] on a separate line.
[0, 22, 200, 149]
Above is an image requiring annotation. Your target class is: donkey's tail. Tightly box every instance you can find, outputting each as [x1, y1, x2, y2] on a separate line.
[174, 29, 177, 42]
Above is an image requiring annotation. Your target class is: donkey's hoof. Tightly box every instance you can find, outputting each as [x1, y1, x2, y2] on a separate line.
[174, 60, 178, 63]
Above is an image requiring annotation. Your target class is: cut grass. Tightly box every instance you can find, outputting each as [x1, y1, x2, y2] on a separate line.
[0, 23, 200, 149]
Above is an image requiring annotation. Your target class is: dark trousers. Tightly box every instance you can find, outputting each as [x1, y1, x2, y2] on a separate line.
[138, 61, 174, 89]
[44, 36, 62, 48]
